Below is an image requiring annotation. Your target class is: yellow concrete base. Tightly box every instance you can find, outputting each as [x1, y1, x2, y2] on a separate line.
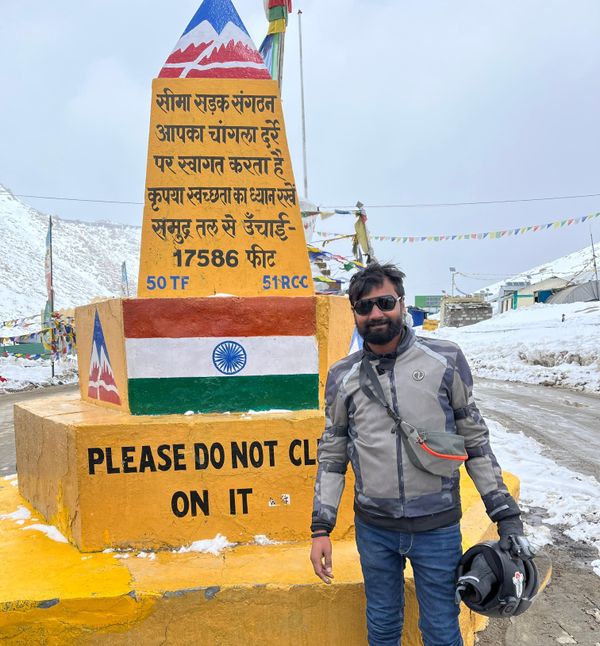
[15, 393, 357, 552]
[0, 474, 515, 645]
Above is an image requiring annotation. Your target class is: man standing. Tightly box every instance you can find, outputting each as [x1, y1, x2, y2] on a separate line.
[310, 263, 532, 646]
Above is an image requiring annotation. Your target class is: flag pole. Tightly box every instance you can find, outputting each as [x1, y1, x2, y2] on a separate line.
[48, 216, 55, 378]
[298, 9, 309, 199]
[591, 228, 600, 300]
[121, 261, 130, 297]
[277, 32, 286, 89]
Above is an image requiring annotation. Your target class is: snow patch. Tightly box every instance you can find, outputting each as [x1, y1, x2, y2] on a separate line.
[22, 523, 69, 543]
[488, 418, 600, 575]
[0, 354, 78, 394]
[254, 535, 278, 545]
[3, 474, 18, 487]
[176, 534, 233, 555]
[0, 505, 31, 521]
[523, 522, 552, 551]
[422, 302, 600, 393]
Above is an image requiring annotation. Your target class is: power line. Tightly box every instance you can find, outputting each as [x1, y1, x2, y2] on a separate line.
[457, 272, 513, 282]
[9, 192, 143, 206]
[323, 192, 600, 210]
[1, 188, 599, 209]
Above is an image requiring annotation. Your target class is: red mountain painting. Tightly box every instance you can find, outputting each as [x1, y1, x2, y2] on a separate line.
[88, 311, 121, 405]
[159, 0, 270, 79]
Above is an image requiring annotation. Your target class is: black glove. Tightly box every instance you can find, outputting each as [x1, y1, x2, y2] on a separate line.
[497, 516, 535, 560]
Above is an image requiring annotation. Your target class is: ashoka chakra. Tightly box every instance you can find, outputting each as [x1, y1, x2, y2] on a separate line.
[212, 341, 247, 375]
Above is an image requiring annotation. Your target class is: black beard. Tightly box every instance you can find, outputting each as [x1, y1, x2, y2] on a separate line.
[360, 318, 403, 345]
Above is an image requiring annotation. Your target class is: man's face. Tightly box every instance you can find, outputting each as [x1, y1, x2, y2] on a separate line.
[353, 278, 405, 345]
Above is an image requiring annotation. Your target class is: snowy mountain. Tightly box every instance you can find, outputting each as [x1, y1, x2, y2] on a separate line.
[485, 242, 600, 298]
[165, 21, 262, 66]
[158, 0, 270, 79]
[0, 185, 141, 320]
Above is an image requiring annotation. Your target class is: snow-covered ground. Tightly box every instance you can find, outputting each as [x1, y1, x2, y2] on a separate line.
[0, 355, 77, 393]
[488, 418, 600, 577]
[420, 301, 600, 393]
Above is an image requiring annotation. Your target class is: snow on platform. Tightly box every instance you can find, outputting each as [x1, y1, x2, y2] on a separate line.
[0, 473, 502, 644]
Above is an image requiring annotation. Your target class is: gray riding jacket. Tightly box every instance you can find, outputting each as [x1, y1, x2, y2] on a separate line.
[311, 326, 520, 534]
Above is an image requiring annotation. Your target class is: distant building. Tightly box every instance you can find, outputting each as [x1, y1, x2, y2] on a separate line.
[498, 277, 569, 313]
[414, 295, 443, 314]
[546, 280, 600, 304]
[440, 296, 492, 328]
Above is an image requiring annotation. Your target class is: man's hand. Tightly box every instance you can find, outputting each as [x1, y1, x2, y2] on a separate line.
[497, 517, 535, 560]
[310, 536, 334, 584]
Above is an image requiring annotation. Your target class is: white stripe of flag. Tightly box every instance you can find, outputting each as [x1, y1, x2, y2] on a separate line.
[126, 336, 318, 379]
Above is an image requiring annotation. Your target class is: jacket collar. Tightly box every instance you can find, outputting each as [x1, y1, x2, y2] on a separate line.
[363, 324, 415, 365]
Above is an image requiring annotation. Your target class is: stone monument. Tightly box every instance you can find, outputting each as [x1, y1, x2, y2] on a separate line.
[0, 2, 514, 642]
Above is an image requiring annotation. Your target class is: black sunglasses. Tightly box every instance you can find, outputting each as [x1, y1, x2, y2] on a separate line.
[352, 295, 402, 316]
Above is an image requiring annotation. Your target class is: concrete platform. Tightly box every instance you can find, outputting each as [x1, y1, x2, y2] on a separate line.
[0, 471, 511, 644]
[14, 393, 357, 551]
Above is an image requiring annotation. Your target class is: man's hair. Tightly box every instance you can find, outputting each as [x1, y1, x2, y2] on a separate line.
[348, 263, 406, 305]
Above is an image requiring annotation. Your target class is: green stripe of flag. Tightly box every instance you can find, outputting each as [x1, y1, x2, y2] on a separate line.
[269, 6, 288, 21]
[128, 374, 319, 415]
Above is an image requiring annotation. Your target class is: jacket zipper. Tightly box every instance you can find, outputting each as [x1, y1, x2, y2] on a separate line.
[388, 367, 405, 512]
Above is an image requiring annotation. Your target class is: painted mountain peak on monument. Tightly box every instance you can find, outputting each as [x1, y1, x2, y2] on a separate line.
[159, 0, 270, 79]
[88, 310, 121, 405]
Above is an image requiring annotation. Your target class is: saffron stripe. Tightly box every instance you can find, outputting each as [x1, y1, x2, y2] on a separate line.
[128, 374, 319, 415]
[123, 297, 316, 339]
[125, 336, 318, 379]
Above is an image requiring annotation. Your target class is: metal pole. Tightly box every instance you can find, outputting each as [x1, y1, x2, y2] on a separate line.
[591, 228, 600, 300]
[49, 216, 55, 378]
[449, 267, 456, 297]
[277, 32, 286, 90]
[298, 9, 309, 199]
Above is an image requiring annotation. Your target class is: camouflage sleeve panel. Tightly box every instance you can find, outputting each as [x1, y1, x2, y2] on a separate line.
[482, 490, 522, 521]
[451, 348, 512, 502]
[310, 366, 350, 534]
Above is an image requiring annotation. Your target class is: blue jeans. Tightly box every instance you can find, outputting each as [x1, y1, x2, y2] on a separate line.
[355, 516, 463, 646]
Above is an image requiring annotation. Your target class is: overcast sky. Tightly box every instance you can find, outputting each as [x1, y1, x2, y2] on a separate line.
[1, 1, 599, 299]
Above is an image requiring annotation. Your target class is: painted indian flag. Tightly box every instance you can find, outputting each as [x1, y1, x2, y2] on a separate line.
[123, 297, 319, 415]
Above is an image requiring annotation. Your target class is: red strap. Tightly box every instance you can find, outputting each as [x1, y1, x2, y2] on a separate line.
[419, 442, 467, 462]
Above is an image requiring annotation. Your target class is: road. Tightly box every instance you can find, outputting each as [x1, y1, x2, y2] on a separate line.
[474, 378, 600, 482]
[0, 384, 78, 474]
[472, 379, 600, 646]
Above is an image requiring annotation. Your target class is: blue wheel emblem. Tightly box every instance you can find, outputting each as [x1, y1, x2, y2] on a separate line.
[212, 341, 247, 375]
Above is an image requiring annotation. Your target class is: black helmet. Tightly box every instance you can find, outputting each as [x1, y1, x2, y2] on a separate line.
[456, 541, 539, 618]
